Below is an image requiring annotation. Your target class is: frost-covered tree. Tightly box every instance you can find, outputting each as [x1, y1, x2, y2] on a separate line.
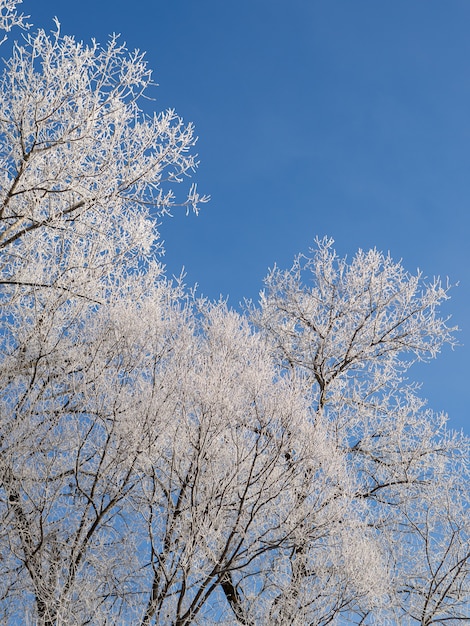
[0, 4, 468, 625]
[253, 239, 469, 624]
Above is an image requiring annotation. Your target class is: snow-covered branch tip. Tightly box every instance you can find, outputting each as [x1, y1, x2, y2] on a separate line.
[0, 0, 29, 40]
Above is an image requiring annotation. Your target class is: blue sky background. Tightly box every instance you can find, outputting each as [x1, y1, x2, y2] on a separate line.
[22, 0, 469, 434]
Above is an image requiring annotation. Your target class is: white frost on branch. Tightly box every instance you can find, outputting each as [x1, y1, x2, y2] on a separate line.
[0, 0, 28, 42]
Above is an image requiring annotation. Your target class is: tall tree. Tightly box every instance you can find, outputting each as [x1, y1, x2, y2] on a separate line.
[252, 238, 469, 624]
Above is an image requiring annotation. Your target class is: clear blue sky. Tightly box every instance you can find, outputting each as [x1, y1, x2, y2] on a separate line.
[22, 0, 469, 434]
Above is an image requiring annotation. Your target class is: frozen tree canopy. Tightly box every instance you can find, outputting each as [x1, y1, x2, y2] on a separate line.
[0, 2, 468, 624]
